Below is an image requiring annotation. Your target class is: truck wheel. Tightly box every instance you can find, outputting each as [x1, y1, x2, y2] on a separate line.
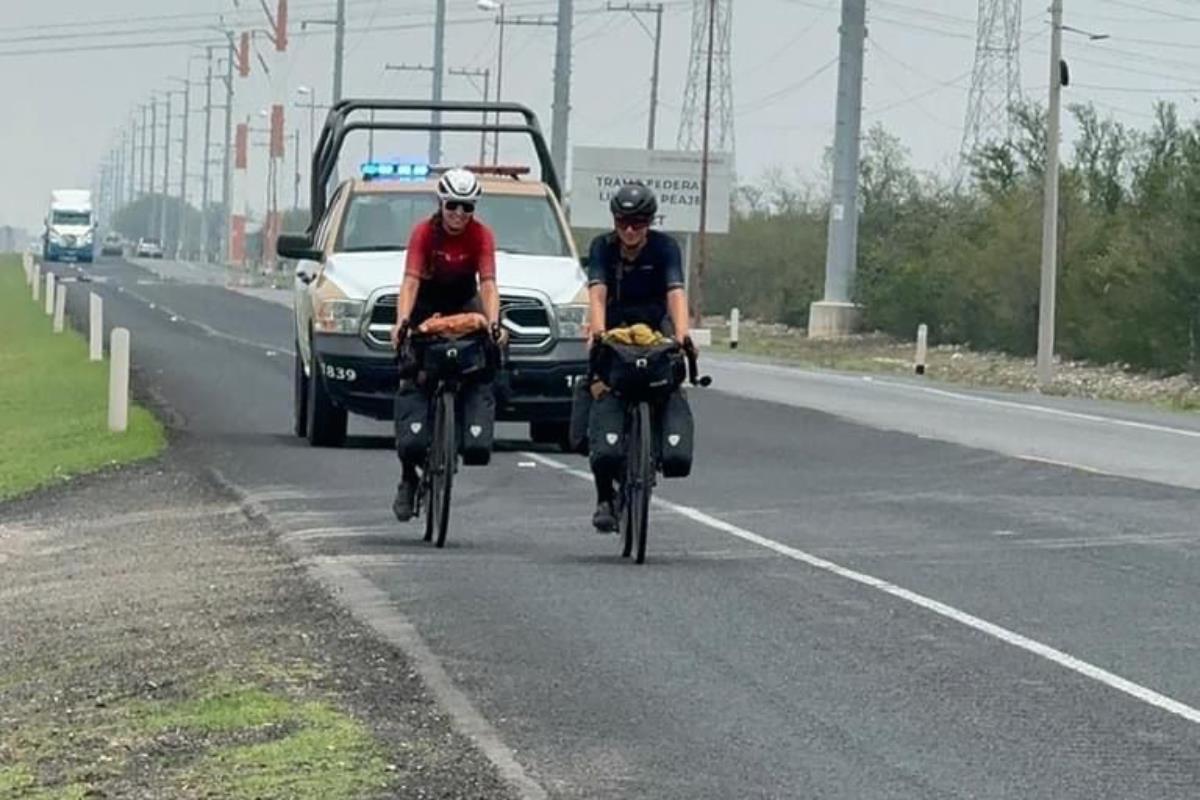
[293, 345, 309, 438]
[306, 347, 348, 447]
[531, 421, 573, 453]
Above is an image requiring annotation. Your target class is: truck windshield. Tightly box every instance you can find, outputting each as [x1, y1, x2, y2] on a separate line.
[337, 192, 571, 257]
[52, 211, 91, 226]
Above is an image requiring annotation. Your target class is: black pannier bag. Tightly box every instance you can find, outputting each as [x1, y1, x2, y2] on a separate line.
[417, 334, 492, 384]
[587, 391, 626, 475]
[395, 381, 433, 463]
[595, 341, 685, 400]
[458, 381, 496, 466]
[658, 389, 695, 478]
[568, 379, 592, 455]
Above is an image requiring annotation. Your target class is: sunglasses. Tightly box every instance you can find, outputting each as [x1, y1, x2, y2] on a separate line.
[615, 217, 651, 231]
[443, 201, 476, 213]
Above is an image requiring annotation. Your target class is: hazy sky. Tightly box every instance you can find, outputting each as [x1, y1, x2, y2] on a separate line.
[2, 0, 1198, 231]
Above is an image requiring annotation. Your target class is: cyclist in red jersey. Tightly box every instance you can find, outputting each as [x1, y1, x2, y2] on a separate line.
[389, 168, 504, 521]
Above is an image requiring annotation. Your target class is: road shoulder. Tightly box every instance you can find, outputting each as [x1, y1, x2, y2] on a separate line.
[0, 455, 517, 799]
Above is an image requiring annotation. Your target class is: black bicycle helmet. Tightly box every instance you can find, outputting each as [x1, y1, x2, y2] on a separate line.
[609, 182, 658, 220]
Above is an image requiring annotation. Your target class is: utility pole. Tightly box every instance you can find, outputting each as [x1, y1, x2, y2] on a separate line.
[550, 0, 574, 182]
[294, 128, 302, 210]
[161, 91, 172, 247]
[149, 98, 158, 239]
[140, 104, 149, 198]
[809, 0, 866, 338]
[694, 0, 715, 324]
[606, 2, 664, 149]
[1037, 0, 1064, 387]
[449, 67, 491, 162]
[129, 116, 138, 205]
[495, 13, 557, 163]
[385, 63, 438, 159]
[201, 47, 215, 261]
[333, 0, 346, 104]
[431, 0, 446, 164]
[222, 33, 236, 263]
[493, 3, 506, 164]
[170, 75, 193, 259]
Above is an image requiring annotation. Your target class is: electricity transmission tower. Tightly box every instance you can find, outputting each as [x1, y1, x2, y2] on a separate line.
[961, 0, 1022, 157]
[677, 0, 734, 153]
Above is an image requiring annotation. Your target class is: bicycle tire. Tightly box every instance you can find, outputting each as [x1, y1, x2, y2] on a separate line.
[422, 392, 440, 544]
[631, 402, 653, 564]
[433, 390, 456, 548]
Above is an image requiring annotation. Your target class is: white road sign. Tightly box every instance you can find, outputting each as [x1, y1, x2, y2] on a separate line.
[570, 147, 733, 234]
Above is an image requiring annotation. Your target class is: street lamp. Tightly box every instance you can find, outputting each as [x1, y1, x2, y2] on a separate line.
[477, 0, 505, 164]
[296, 85, 319, 162]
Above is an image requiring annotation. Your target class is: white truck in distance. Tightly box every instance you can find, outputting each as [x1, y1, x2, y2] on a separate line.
[43, 189, 96, 263]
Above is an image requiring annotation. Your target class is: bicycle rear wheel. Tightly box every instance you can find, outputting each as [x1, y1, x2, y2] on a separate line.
[628, 402, 653, 564]
[432, 390, 456, 548]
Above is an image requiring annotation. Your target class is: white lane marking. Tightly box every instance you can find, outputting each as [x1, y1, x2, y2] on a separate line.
[309, 557, 550, 800]
[120, 286, 295, 358]
[1018, 454, 1114, 477]
[523, 450, 1200, 727]
[713, 358, 1200, 440]
[873, 379, 1200, 440]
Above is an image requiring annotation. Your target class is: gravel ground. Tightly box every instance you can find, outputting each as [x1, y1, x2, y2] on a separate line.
[708, 322, 1200, 411]
[0, 456, 517, 800]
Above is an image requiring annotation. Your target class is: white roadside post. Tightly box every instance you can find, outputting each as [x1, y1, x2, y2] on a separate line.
[53, 284, 66, 333]
[32, 264, 41, 302]
[44, 273, 55, 315]
[915, 323, 928, 376]
[22, 253, 32, 284]
[89, 293, 104, 361]
[108, 328, 131, 433]
[730, 307, 740, 350]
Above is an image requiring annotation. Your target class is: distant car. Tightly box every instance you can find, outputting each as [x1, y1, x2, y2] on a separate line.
[135, 237, 164, 259]
[101, 232, 124, 256]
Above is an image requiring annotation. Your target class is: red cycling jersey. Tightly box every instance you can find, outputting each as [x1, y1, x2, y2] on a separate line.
[404, 216, 496, 284]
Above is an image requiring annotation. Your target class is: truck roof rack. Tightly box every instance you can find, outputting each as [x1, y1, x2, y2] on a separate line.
[307, 99, 560, 237]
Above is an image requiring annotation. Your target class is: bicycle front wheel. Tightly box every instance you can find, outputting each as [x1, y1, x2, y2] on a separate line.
[431, 389, 456, 548]
[628, 401, 653, 564]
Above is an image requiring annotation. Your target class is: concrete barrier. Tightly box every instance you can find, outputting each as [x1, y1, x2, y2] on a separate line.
[108, 328, 130, 433]
[53, 284, 66, 333]
[89, 293, 103, 361]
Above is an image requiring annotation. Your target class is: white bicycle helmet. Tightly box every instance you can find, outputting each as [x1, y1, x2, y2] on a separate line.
[436, 167, 483, 203]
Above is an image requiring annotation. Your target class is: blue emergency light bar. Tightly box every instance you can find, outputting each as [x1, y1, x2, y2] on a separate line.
[360, 161, 431, 180]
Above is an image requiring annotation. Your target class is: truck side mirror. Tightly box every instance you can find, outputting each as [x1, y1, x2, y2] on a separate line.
[277, 232, 322, 262]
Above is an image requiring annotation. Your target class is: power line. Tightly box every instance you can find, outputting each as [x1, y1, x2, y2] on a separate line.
[734, 57, 838, 113]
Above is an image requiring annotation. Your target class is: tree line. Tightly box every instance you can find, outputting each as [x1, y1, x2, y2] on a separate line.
[706, 102, 1200, 378]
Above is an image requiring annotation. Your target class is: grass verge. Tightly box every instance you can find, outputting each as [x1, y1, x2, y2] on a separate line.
[0, 256, 165, 500]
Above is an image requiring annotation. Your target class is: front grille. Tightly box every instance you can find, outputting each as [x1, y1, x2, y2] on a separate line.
[362, 292, 554, 354]
[500, 295, 552, 352]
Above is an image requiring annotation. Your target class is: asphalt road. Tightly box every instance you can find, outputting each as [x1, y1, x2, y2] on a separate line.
[48, 256, 1200, 799]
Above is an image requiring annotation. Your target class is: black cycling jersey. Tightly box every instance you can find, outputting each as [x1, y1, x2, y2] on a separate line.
[586, 230, 685, 330]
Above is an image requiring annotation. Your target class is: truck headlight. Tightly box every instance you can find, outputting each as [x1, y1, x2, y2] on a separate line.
[314, 299, 364, 334]
[555, 304, 589, 340]
[49, 231, 63, 244]
[82, 230, 94, 243]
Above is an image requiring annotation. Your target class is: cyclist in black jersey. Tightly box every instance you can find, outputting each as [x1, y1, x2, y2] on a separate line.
[584, 183, 694, 532]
